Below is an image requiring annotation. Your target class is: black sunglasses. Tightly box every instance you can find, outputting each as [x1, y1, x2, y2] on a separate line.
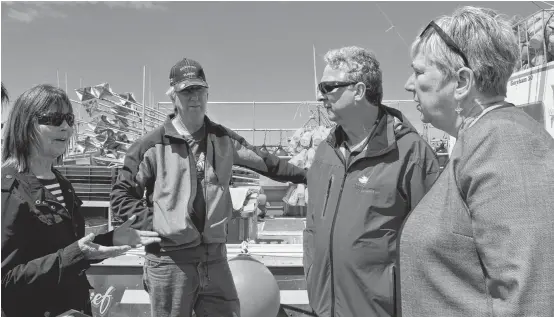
[318, 81, 357, 95]
[36, 112, 75, 127]
[420, 21, 471, 69]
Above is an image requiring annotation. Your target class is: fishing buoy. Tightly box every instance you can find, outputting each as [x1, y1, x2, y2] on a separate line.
[529, 24, 552, 49]
[521, 44, 529, 61]
[529, 33, 545, 49]
[228, 254, 281, 317]
[532, 53, 547, 67]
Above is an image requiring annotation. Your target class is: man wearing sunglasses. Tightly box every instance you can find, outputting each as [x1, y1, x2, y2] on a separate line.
[110, 57, 307, 317]
[303, 46, 439, 317]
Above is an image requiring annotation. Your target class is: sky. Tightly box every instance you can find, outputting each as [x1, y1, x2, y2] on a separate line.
[1, 1, 547, 145]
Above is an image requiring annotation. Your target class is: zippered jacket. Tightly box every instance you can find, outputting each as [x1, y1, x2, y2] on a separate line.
[111, 114, 307, 252]
[303, 106, 439, 317]
[1, 167, 114, 317]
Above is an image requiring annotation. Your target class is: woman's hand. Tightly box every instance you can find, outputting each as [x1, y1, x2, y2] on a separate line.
[78, 233, 131, 260]
[112, 215, 161, 248]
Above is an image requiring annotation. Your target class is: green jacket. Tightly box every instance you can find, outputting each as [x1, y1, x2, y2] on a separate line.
[303, 106, 439, 317]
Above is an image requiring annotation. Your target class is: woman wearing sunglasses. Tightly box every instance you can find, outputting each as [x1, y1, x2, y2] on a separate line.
[398, 6, 554, 317]
[1, 84, 161, 317]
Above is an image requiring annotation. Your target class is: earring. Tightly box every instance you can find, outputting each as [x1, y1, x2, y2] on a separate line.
[455, 103, 463, 114]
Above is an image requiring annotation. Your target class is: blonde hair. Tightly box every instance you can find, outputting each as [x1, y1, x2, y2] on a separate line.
[410, 6, 519, 96]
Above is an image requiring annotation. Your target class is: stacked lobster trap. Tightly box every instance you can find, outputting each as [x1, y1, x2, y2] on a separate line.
[67, 83, 166, 167]
[63, 85, 322, 204]
[282, 106, 335, 213]
[512, 9, 554, 72]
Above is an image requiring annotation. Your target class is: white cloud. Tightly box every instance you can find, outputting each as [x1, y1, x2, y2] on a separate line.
[4, 2, 67, 23]
[104, 1, 167, 11]
[3, 1, 166, 23]
[7, 7, 39, 23]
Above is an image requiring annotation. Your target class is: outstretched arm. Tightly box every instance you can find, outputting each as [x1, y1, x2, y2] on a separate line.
[228, 128, 307, 184]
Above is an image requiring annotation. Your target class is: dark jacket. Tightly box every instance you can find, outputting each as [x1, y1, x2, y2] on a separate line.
[111, 115, 307, 252]
[1, 166, 114, 317]
[303, 106, 440, 317]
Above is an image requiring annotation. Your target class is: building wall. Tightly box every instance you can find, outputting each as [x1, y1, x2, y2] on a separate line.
[506, 61, 554, 137]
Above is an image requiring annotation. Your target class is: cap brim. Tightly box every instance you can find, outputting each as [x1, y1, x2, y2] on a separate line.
[174, 79, 209, 92]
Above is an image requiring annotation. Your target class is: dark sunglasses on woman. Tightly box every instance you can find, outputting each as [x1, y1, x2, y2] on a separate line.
[318, 81, 358, 95]
[420, 21, 471, 68]
[36, 112, 75, 127]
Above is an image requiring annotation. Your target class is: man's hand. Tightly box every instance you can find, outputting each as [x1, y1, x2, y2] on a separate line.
[112, 215, 161, 248]
[78, 233, 131, 260]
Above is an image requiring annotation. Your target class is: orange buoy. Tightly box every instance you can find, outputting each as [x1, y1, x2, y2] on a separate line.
[228, 254, 281, 317]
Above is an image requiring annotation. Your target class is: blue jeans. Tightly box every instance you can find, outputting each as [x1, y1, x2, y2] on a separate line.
[143, 244, 240, 317]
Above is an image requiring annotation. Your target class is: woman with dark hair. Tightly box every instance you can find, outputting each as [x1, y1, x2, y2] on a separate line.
[1, 83, 8, 104]
[1, 84, 161, 317]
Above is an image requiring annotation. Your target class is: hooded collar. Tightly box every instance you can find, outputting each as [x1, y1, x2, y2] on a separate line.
[326, 105, 418, 158]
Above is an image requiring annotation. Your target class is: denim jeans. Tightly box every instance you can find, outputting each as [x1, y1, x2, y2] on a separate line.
[143, 244, 240, 317]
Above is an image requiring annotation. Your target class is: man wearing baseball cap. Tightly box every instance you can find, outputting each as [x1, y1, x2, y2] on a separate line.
[111, 57, 307, 317]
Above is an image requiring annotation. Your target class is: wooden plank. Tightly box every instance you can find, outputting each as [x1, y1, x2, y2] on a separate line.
[82, 201, 110, 208]
[258, 231, 303, 236]
[280, 290, 310, 305]
[93, 243, 304, 268]
[119, 289, 309, 305]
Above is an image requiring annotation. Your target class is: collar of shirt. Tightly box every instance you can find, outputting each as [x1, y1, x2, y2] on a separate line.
[172, 117, 206, 141]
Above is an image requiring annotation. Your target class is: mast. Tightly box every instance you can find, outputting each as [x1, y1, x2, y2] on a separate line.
[313, 45, 318, 100]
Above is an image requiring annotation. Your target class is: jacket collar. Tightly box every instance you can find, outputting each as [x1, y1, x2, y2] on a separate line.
[326, 105, 399, 158]
[162, 114, 225, 180]
[163, 113, 216, 140]
[1, 166, 76, 217]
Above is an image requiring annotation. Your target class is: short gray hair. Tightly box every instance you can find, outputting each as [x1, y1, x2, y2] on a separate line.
[166, 86, 177, 103]
[410, 6, 519, 97]
[324, 46, 383, 105]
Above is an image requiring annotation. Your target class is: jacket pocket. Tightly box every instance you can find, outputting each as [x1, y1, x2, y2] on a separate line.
[32, 203, 65, 225]
[305, 264, 313, 284]
[201, 183, 230, 242]
[152, 201, 200, 247]
[321, 176, 333, 219]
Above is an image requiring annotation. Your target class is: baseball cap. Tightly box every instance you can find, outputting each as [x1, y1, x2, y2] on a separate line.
[169, 58, 209, 92]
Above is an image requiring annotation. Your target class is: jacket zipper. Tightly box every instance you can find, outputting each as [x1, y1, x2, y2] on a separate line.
[329, 152, 348, 317]
[204, 139, 210, 281]
[186, 140, 200, 236]
[326, 117, 383, 316]
[321, 176, 333, 219]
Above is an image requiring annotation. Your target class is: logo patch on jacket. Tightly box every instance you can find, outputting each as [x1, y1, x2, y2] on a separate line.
[358, 175, 369, 184]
